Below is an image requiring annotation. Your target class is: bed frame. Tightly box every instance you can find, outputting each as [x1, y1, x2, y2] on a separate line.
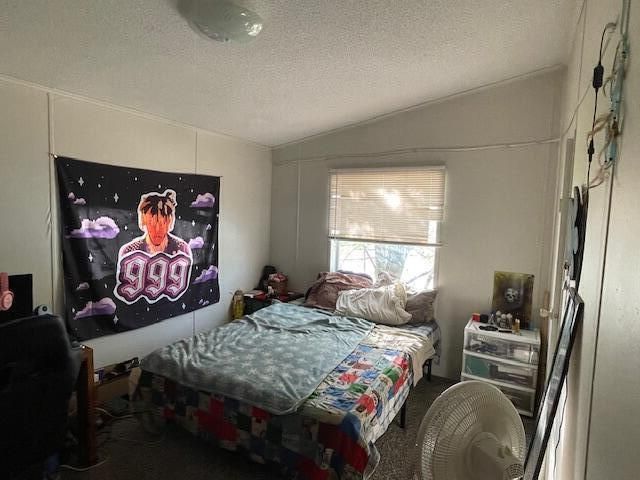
[399, 357, 433, 429]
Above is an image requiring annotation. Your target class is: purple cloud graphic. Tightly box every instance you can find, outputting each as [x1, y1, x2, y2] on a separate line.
[68, 217, 120, 239]
[76, 282, 90, 291]
[74, 298, 117, 320]
[190, 192, 215, 208]
[73, 198, 86, 205]
[193, 265, 218, 284]
[68, 192, 76, 200]
[188, 236, 205, 249]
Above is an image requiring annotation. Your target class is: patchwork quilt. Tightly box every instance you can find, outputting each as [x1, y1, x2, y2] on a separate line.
[138, 312, 439, 479]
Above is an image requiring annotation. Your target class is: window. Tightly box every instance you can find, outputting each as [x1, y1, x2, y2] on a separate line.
[328, 167, 445, 291]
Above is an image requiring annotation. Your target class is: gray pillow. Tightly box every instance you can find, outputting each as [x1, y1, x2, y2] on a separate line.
[405, 289, 438, 324]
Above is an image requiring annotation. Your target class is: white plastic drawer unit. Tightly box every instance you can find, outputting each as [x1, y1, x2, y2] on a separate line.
[461, 375, 535, 416]
[462, 351, 538, 389]
[464, 324, 540, 365]
[461, 320, 541, 417]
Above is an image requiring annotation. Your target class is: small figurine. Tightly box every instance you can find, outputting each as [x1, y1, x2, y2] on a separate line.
[232, 290, 244, 320]
[498, 313, 511, 330]
[514, 318, 521, 333]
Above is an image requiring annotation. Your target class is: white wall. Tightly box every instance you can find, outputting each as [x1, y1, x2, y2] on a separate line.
[271, 69, 563, 379]
[0, 76, 272, 368]
[551, 1, 639, 479]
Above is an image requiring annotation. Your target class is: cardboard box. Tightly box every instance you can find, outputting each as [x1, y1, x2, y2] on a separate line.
[94, 359, 140, 403]
[97, 375, 130, 403]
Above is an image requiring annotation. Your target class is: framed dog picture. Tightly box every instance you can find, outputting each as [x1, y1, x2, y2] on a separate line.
[491, 271, 534, 327]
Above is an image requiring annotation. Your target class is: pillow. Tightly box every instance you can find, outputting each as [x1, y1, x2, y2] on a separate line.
[335, 282, 412, 326]
[304, 271, 373, 310]
[405, 289, 438, 324]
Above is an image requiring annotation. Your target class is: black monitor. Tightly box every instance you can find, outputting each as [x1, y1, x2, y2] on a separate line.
[0, 274, 33, 323]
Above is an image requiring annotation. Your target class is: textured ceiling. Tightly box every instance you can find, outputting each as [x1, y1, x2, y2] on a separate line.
[0, 1, 581, 146]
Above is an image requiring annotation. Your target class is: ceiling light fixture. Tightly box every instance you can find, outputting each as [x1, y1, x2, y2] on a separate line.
[183, 0, 263, 43]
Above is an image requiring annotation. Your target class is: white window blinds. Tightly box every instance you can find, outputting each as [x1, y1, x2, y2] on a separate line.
[328, 167, 445, 246]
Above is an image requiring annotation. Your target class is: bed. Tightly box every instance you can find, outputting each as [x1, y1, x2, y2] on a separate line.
[137, 302, 440, 479]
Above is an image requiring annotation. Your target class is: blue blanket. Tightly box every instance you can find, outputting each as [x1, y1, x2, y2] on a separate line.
[141, 303, 374, 414]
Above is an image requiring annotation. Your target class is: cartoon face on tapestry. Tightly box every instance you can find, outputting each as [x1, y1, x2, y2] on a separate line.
[114, 189, 194, 304]
[138, 190, 179, 252]
[56, 157, 221, 341]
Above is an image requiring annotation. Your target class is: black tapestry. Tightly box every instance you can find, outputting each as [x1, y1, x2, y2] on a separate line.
[55, 157, 220, 340]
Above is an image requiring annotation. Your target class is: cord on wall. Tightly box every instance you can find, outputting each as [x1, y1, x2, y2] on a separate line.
[583, 2, 630, 478]
[585, 22, 616, 187]
[587, 13, 629, 189]
[275, 138, 562, 168]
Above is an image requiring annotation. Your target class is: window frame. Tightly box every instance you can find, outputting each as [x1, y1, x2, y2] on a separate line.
[326, 165, 445, 288]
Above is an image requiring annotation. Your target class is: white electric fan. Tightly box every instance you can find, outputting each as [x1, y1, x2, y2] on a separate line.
[414, 381, 526, 480]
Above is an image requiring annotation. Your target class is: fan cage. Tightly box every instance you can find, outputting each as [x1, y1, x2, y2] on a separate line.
[415, 381, 525, 480]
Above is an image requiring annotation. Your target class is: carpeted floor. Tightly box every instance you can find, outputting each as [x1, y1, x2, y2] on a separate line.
[60, 377, 531, 480]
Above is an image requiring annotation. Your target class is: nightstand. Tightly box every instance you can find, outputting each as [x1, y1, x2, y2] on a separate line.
[460, 319, 541, 416]
[243, 291, 305, 315]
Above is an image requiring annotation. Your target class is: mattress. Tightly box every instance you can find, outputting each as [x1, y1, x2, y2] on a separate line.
[395, 320, 442, 365]
[138, 313, 440, 479]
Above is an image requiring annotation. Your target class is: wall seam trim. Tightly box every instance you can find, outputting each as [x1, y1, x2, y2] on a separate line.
[193, 130, 198, 336]
[47, 92, 58, 312]
[295, 160, 301, 267]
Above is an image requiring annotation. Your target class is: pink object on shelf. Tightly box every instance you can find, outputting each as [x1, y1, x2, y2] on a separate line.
[0, 272, 14, 312]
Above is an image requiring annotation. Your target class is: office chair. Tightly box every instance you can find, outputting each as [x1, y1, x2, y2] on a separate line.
[0, 314, 82, 479]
